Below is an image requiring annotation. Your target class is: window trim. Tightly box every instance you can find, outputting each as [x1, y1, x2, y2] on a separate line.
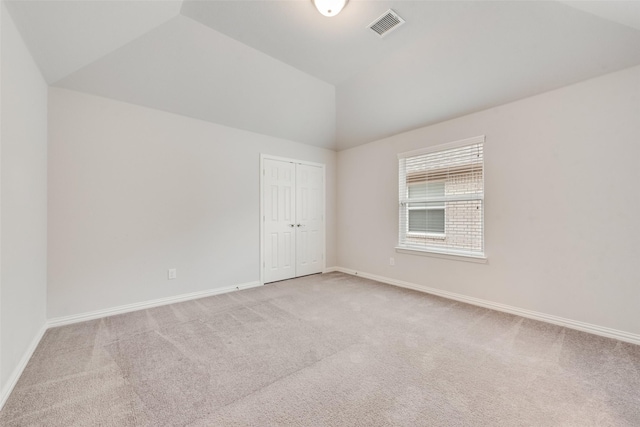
[397, 135, 486, 261]
[395, 246, 487, 263]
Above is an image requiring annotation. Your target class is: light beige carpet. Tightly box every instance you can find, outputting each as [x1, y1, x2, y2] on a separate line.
[1, 272, 639, 426]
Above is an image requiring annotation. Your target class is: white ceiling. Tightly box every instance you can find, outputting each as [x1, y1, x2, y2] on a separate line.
[5, 0, 640, 150]
[337, 0, 640, 147]
[180, 0, 477, 85]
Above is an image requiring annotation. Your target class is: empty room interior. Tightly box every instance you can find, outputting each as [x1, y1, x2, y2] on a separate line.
[1, 0, 639, 425]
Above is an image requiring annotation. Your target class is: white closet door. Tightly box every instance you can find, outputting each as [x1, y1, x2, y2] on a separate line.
[263, 159, 296, 283]
[295, 164, 324, 277]
[262, 158, 325, 283]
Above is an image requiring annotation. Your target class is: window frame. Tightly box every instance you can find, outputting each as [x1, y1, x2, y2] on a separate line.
[396, 135, 486, 262]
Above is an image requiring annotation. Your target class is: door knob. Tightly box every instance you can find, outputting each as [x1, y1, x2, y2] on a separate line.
[297, 224, 305, 227]
[288, 224, 295, 227]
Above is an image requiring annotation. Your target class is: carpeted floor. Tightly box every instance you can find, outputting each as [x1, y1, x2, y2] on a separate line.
[1, 272, 639, 426]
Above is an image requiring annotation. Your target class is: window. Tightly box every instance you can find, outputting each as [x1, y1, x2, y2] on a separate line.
[407, 181, 445, 235]
[398, 136, 485, 259]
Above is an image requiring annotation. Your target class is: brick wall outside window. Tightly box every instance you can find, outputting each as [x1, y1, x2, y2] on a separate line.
[406, 170, 483, 252]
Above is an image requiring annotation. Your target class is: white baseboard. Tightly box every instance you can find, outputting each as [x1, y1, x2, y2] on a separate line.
[333, 267, 640, 346]
[47, 281, 262, 328]
[323, 266, 340, 273]
[0, 323, 47, 411]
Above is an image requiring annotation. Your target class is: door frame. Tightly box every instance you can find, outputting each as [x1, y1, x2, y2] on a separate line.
[260, 154, 326, 285]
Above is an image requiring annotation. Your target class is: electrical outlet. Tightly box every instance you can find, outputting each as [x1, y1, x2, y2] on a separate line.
[168, 268, 177, 280]
[389, 257, 395, 266]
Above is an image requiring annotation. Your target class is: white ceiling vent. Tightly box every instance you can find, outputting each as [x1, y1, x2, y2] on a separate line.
[368, 9, 405, 38]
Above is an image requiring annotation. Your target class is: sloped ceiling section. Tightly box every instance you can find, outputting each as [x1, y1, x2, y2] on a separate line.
[54, 15, 336, 149]
[4, 0, 182, 84]
[559, 0, 640, 30]
[5, 1, 640, 151]
[335, 1, 640, 149]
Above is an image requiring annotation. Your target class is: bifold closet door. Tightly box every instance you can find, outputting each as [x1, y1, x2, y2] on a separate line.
[263, 159, 324, 284]
[295, 163, 324, 277]
[263, 159, 297, 283]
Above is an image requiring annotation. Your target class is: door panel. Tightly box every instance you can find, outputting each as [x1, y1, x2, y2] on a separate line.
[295, 164, 324, 277]
[263, 159, 296, 283]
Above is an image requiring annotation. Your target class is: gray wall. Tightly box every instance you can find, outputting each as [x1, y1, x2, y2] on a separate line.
[0, 2, 48, 392]
[47, 88, 337, 319]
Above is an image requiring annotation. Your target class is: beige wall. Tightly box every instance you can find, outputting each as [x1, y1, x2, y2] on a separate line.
[48, 88, 337, 319]
[337, 65, 640, 336]
[0, 2, 48, 392]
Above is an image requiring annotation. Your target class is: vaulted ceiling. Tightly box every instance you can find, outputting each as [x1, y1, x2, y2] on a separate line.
[6, 0, 640, 150]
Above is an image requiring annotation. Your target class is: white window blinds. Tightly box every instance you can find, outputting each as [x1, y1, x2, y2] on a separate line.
[398, 136, 485, 258]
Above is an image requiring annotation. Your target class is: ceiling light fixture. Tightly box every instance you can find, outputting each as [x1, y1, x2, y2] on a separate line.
[313, 0, 348, 17]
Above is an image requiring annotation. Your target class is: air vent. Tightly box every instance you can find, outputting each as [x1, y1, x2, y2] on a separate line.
[368, 9, 405, 38]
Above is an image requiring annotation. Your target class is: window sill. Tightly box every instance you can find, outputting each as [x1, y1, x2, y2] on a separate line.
[395, 247, 488, 264]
